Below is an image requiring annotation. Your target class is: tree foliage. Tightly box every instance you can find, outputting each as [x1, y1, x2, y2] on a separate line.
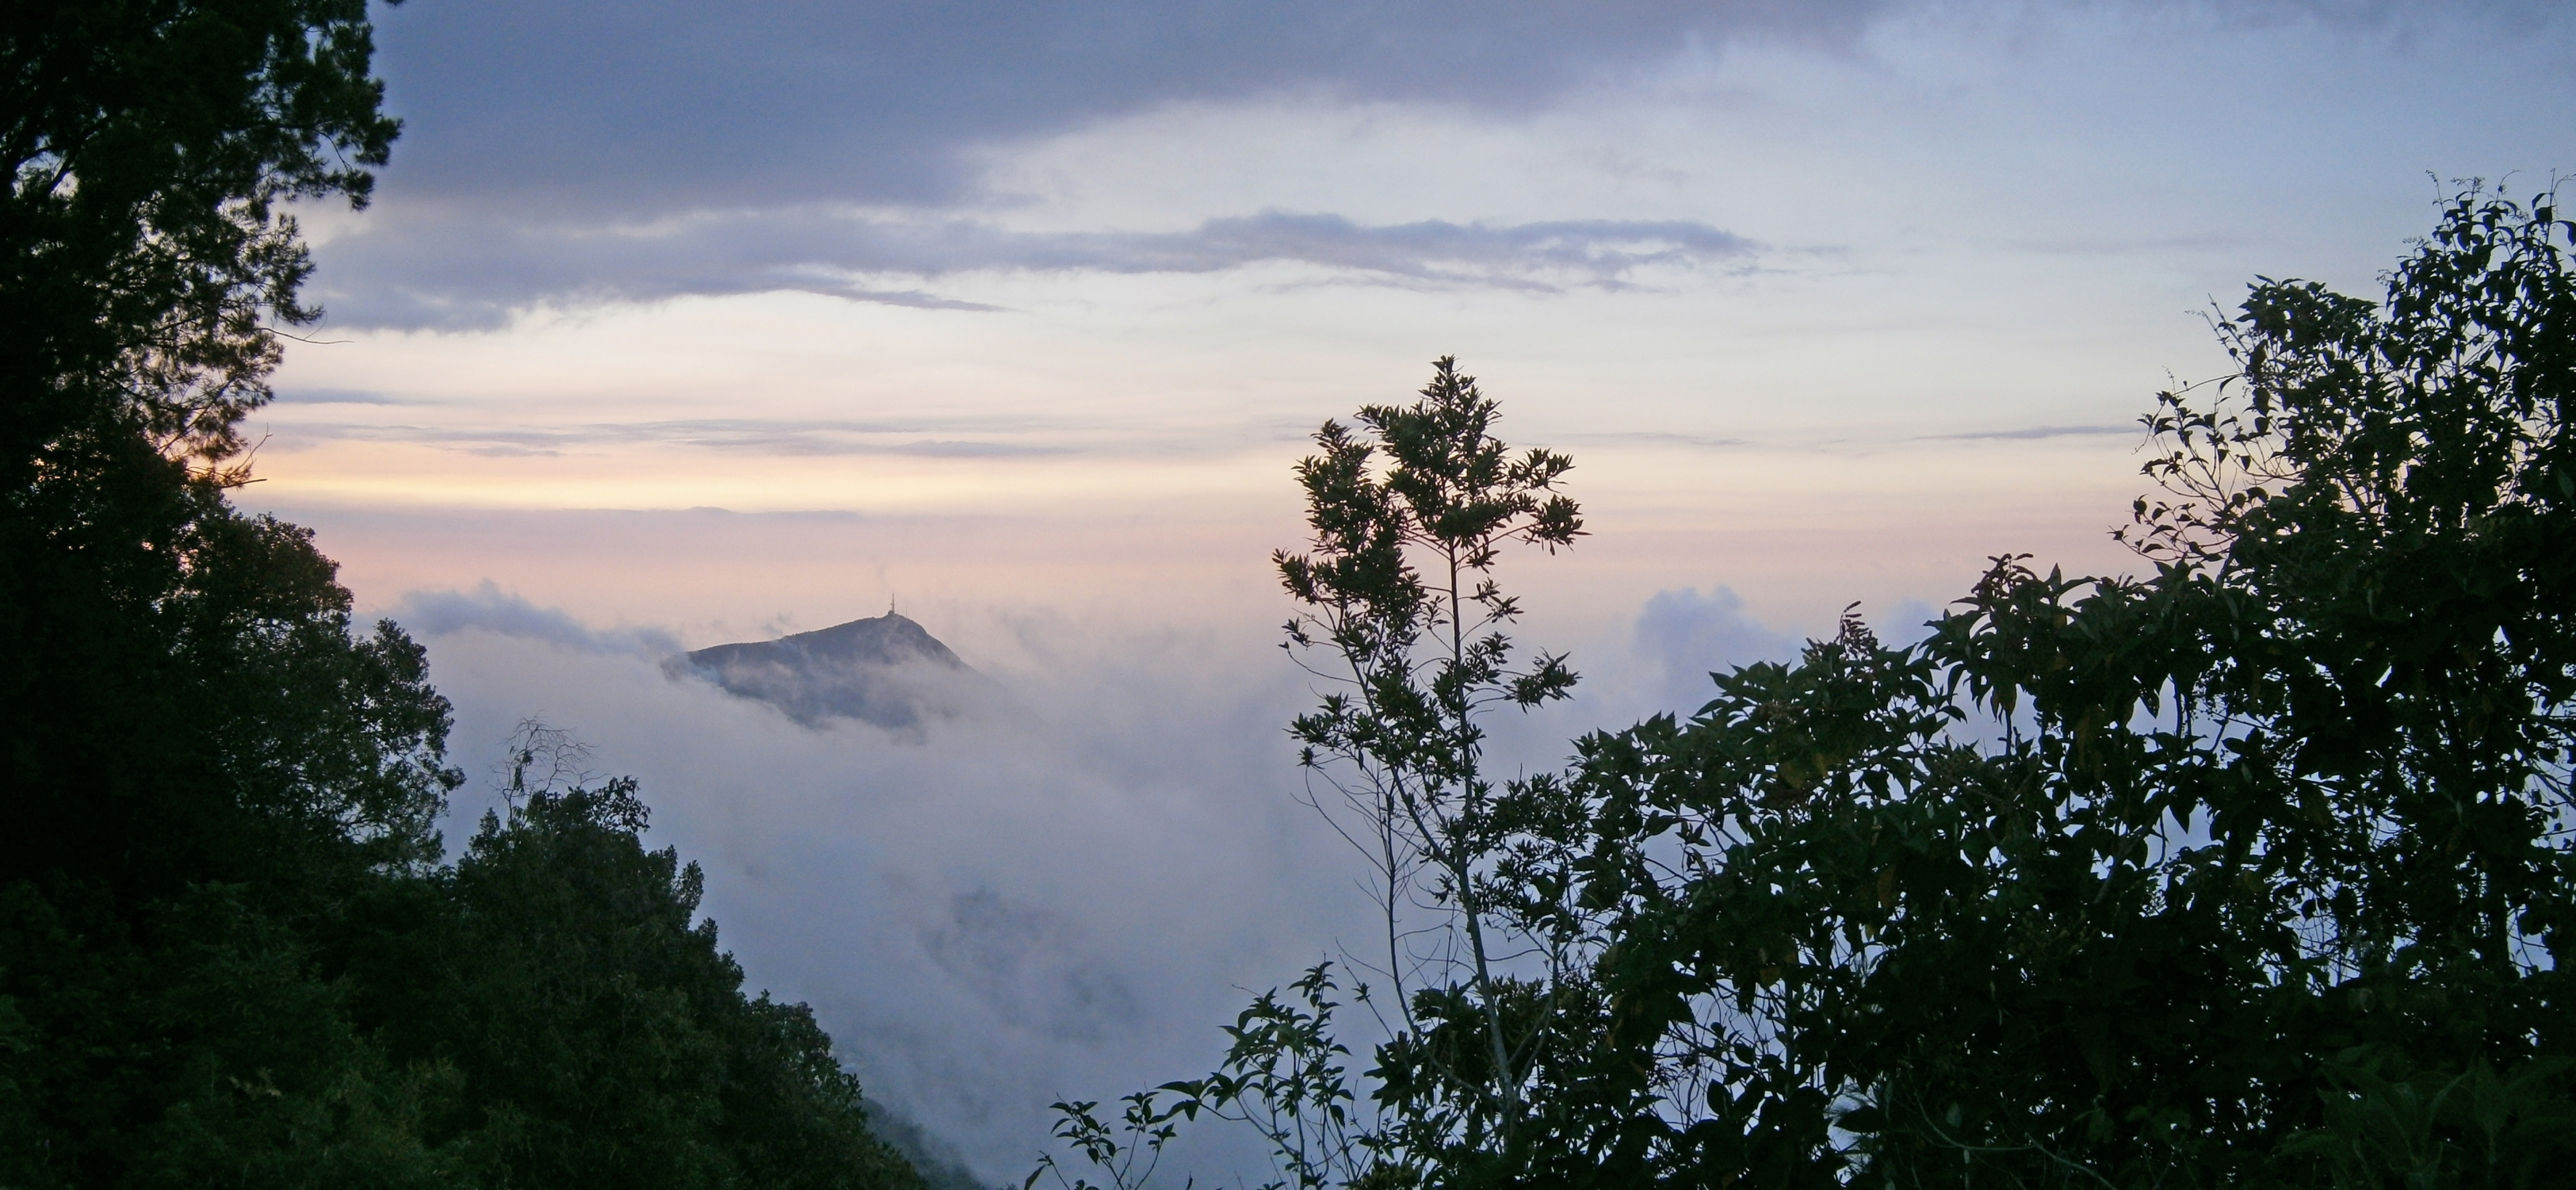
[341, 743, 928, 1190]
[3, 0, 398, 472]
[1045, 188, 2576, 1188]
[0, 6, 925, 1186]
[1272, 359, 1582, 1183]
[1531, 185, 2576, 1187]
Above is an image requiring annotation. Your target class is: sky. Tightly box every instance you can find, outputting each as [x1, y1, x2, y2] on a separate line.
[239, 0, 2575, 1180]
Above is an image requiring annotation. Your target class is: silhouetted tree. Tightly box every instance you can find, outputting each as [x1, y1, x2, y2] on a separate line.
[1520, 183, 2576, 1187]
[1038, 358, 1592, 1190]
[349, 735, 924, 1190]
[1044, 188, 2576, 1189]
[1, 6, 927, 1185]
[2, 0, 396, 476]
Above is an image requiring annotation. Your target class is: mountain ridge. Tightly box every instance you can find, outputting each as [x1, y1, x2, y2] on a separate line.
[672, 613, 996, 730]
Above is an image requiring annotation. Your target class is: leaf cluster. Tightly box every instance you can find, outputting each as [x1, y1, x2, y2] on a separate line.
[1278, 354, 1581, 792]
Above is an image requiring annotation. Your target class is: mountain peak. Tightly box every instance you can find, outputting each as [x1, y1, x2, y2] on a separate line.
[672, 612, 993, 730]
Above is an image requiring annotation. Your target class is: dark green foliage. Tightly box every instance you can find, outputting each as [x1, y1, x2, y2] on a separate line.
[2, 8, 475, 1180]
[2, 3, 928, 1185]
[1513, 186, 2576, 1186]
[4, 0, 446, 914]
[1276, 359, 1583, 1181]
[347, 777, 926, 1190]
[3, 0, 399, 473]
[0, 424, 931, 1180]
[0, 429, 466, 1188]
[2, 767, 931, 1190]
[1049, 189, 2575, 1188]
[0, 868, 464, 1189]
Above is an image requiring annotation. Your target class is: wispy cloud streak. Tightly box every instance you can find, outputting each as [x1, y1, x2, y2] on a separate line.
[314, 209, 1756, 329]
[390, 582, 684, 656]
[266, 416, 1104, 459]
[1920, 423, 2137, 442]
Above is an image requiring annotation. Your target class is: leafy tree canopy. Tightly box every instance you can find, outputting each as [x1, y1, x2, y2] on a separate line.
[3, 0, 396, 471]
[1043, 186, 2575, 1189]
[0, 6, 926, 1186]
[1532, 183, 2576, 1188]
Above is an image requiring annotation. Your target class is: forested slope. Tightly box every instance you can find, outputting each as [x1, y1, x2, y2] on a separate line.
[0, 4, 923, 1186]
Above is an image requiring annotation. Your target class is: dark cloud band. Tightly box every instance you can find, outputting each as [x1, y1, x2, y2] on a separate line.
[327, 0, 2542, 329]
[371, 0, 1891, 211]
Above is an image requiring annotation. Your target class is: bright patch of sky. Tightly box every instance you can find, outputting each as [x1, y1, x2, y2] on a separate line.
[266, 3, 2576, 635]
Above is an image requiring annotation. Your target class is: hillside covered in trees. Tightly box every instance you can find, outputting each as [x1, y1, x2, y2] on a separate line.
[0, 4, 925, 1187]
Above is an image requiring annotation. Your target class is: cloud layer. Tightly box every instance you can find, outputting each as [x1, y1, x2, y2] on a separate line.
[389, 582, 683, 655]
[267, 415, 1082, 459]
[373, 0, 2530, 211]
[315, 0, 2557, 327]
[401, 596, 1348, 1183]
[370, 0, 1889, 212]
[314, 209, 1754, 329]
[385, 578, 1848, 1183]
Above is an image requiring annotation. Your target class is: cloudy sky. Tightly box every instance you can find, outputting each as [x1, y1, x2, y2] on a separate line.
[242, 0, 2573, 1179]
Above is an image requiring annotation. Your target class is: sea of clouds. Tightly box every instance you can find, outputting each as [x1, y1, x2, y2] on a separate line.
[385, 576, 1886, 1184]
